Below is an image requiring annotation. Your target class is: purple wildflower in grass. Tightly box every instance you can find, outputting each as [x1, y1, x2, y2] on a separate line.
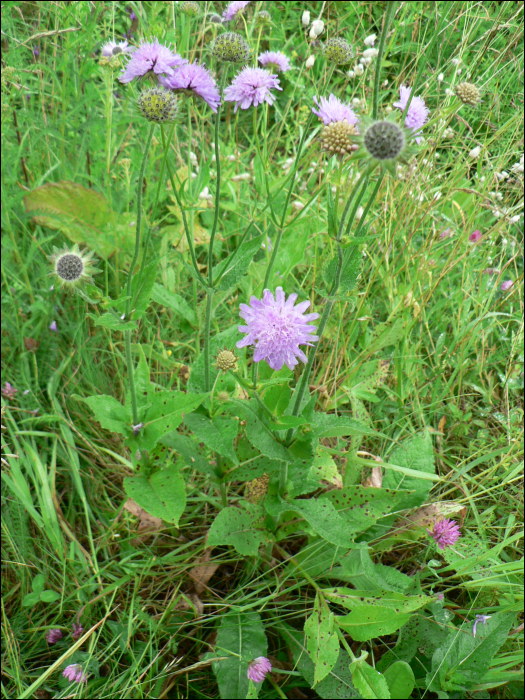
[472, 614, 491, 638]
[159, 63, 221, 112]
[48, 320, 58, 332]
[2, 382, 18, 399]
[247, 657, 272, 683]
[224, 67, 282, 112]
[312, 94, 358, 126]
[393, 85, 429, 144]
[71, 622, 84, 640]
[483, 267, 499, 275]
[119, 38, 187, 83]
[33, 47, 40, 57]
[439, 228, 453, 240]
[63, 664, 86, 683]
[258, 51, 291, 73]
[223, 1, 251, 23]
[469, 229, 482, 242]
[236, 287, 319, 371]
[101, 40, 134, 58]
[500, 280, 514, 292]
[46, 629, 62, 644]
[428, 518, 461, 550]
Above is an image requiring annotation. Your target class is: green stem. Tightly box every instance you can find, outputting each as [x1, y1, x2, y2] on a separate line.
[203, 289, 215, 392]
[372, 1, 396, 120]
[125, 124, 155, 425]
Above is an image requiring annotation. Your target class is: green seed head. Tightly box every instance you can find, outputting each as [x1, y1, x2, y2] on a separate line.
[321, 121, 358, 156]
[454, 82, 481, 106]
[211, 32, 252, 63]
[137, 87, 179, 123]
[322, 37, 354, 65]
[215, 349, 238, 372]
[180, 1, 200, 17]
[245, 474, 270, 504]
[255, 10, 272, 26]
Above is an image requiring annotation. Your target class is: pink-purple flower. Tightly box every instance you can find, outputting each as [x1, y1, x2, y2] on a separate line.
[224, 67, 282, 112]
[46, 628, 63, 644]
[393, 85, 429, 144]
[49, 320, 58, 332]
[483, 267, 499, 275]
[159, 63, 221, 112]
[101, 40, 134, 58]
[258, 51, 291, 73]
[472, 614, 491, 638]
[223, 1, 251, 22]
[247, 656, 271, 683]
[63, 663, 87, 683]
[71, 622, 84, 640]
[236, 287, 319, 371]
[312, 94, 358, 126]
[428, 518, 461, 550]
[2, 382, 17, 399]
[119, 38, 187, 83]
[439, 227, 453, 240]
[500, 280, 514, 292]
[468, 229, 482, 242]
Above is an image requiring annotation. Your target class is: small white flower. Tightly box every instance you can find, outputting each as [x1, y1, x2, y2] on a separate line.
[363, 47, 379, 58]
[433, 191, 442, 201]
[355, 206, 364, 220]
[354, 63, 364, 76]
[469, 146, 481, 159]
[347, 70, 355, 78]
[362, 57, 372, 66]
[385, 105, 393, 114]
[495, 171, 509, 181]
[445, 88, 454, 97]
[364, 34, 377, 46]
[305, 55, 315, 68]
[190, 151, 197, 163]
[231, 173, 251, 182]
[511, 161, 524, 173]
[302, 10, 311, 26]
[382, 79, 388, 87]
[310, 19, 324, 38]
[452, 58, 461, 66]
[496, 192, 503, 201]
[292, 201, 305, 211]
[437, 73, 444, 82]
[227, 154, 237, 162]
[352, 98, 360, 107]
[479, 176, 485, 182]
[457, 68, 462, 74]
[509, 215, 521, 223]
[443, 127, 455, 138]
[199, 186, 213, 201]
[191, 172, 197, 179]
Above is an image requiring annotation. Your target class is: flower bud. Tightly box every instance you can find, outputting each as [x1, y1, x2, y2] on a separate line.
[323, 37, 353, 65]
[469, 146, 481, 159]
[302, 10, 311, 26]
[364, 34, 376, 46]
[211, 32, 252, 64]
[215, 349, 238, 372]
[362, 47, 378, 58]
[310, 19, 324, 38]
[454, 81, 481, 106]
[305, 55, 315, 68]
[354, 63, 364, 76]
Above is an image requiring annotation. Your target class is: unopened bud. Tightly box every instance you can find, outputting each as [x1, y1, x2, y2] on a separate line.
[302, 10, 310, 26]
[305, 55, 315, 68]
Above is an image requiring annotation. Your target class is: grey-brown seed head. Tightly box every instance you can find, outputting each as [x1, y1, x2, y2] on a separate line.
[454, 82, 481, 106]
[364, 121, 405, 161]
[56, 253, 84, 281]
[321, 121, 358, 155]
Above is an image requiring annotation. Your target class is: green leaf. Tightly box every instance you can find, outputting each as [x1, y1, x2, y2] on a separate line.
[338, 546, 412, 592]
[80, 395, 130, 437]
[383, 661, 415, 699]
[382, 432, 435, 509]
[208, 505, 267, 556]
[213, 611, 267, 700]
[365, 317, 405, 356]
[213, 235, 263, 290]
[339, 245, 361, 294]
[304, 593, 340, 684]
[159, 432, 217, 478]
[266, 496, 354, 547]
[350, 657, 391, 699]
[22, 592, 41, 607]
[230, 399, 291, 462]
[326, 184, 337, 238]
[150, 283, 197, 325]
[123, 260, 157, 320]
[32, 574, 46, 595]
[263, 379, 291, 416]
[40, 590, 61, 603]
[123, 463, 186, 525]
[183, 413, 239, 464]
[88, 312, 137, 331]
[312, 412, 383, 440]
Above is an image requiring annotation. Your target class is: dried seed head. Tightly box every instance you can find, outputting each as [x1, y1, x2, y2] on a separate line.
[48, 244, 100, 291]
[364, 120, 405, 161]
[255, 10, 271, 26]
[215, 349, 238, 372]
[321, 120, 358, 156]
[179, 1, 200, 16]
[211, 32, 252, 64]
[56, 253, 84, 281]
[454, 82, 481, 106]
[322, 37, 354, 65]
[245, 474, 270, 503]
[136, 87, 179, 123]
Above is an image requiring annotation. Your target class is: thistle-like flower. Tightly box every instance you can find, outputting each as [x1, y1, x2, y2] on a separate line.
[322, 37, 354, 65]
[468, 229, 482, 243]
[428, 518, 461, 550]
[119, 38, 187, 83]
[63, 664, 87, 684]
[179, 1, 200, 16]
[247, 656, 272, 683]
[236, 287, 319, 371]
[353, 114, 418, 175]
[222, 1, 251, 23]
[71, 622, 84, 640]
[2, 382, 17, 399]
[215, 349, 238, 372]
[48, 244, 100, 291]
[224, 67, 282, 112]
[46, 628, 63, 644]
[137, 86, 179, 122]
[101, 40, 134, 58]
[258, 51, 291, 73]
[500, 280, 514, 292]
[159, 63, 221, 112]
[455, 82, 481, 106]
[393, 85, 429, 144]
[312, 94, 358, 126]
[211, 32, 252, 64]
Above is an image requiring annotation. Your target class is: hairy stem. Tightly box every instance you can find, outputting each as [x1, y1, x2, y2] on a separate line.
[372, 1, 396, 120]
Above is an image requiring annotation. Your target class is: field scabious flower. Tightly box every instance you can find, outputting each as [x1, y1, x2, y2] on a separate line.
[258, 51, 291, 73]
[312, 94, 358, 126]
[247, 657, 272, 683]
[119, 38, 187, 83]
[500, 280, 514, 292]
[468, 229, 482, 242]
[63, 664, 87, 683]
[236, 287, 319, 371]
[159, 63, 221, 112]
[428, 518, 461, 550]
[393, 85, 429, 144]
[224, 68, 281, 112]
[223, 0, 250, 22]
[101, 40, 133, 58]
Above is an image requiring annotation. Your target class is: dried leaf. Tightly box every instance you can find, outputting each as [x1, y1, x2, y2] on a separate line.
[188, 550, 219, 595]
[438, 416, 446, 434]
[393, 501, 467, 535]
[124, 498, 163, 537]
[24, 337, 39, 352]
[363, 466, 383, 489]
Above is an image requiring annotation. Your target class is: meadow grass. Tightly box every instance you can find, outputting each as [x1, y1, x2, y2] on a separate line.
[1, 1, 523, 698]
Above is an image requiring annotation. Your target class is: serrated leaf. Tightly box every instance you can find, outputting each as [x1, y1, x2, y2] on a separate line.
[115, 260, 157, 320]
[382, 432, 435, 509]
[338, 547, 412, 593]
[159, 432, 217, 477]
[213, 235, 263, 290]
[80, 394, 130, 437]
[230, 399, 291, 462]
[183, 413, 239, 464]
[312, 412, 383, 440]
[212, 611, 267, 700]
[150, 283, 197, 325]
[266, 496, 354, 547]
[350, 658, 391, 699]
[383, 661, 415, 699]
[123, 463, 186, 525]
[208, 505, 267, 556]
[304, 594, 340, 684]
[365, 317, 405, 356]
[263, 380, 291, 416]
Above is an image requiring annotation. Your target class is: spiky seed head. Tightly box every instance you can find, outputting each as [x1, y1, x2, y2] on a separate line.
[321, 121, 358, 156]
[454, 82, 481, 106]
[48, 244, 100, 291]
[211, 32, 252, 64]
[57, 253, 84, 281]
[208, 13, 223, 24]
[136, 87, 179, 123]
[179, 1, 200, 16]
[322, 37, 354, 65]
[364, 120, 405, 160]
[215, 349, 238, 372]
[255, 10, 271, 26]
[245, 474, 270, 503]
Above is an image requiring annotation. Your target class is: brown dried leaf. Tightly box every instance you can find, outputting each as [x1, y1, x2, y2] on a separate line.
[393, 501, 467, 534]
[124, 498, 163, 534]
[24, 337, 40, 352]
[188, 550, 219, 595]
[363, 466, 383, 489]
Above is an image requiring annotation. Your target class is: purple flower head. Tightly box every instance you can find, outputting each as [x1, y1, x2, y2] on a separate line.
[468, 229, 482, 242]
[49, 320, 58, 332]
[247, 656, 271, 683]
[101, 40, 134, 58]
[33, 47, 40, 57]
[500, 280, 514, 292]
[2, 382, 17, 399]
[46, 628, 63, 644]
[439, 227, 453, 240]
[224, 67, 282, 112]
[63, 663, 87, 683]
[428, 518, 461, 550]
[483, 267, 499, 276]
[71, 622, 84, 640]
[119, 38, 187, 83]
[393, 85, 429, 144]
[258, 51, 291, 73]
[435, 593, 445, 600]
[223, 1, 251, 22]
[472, 614, 491, 638]
[236, 287, 319, 371]
[129, 11, 137, 21]
[312, 94, 358, 126]
[159, 63, 221, 112]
